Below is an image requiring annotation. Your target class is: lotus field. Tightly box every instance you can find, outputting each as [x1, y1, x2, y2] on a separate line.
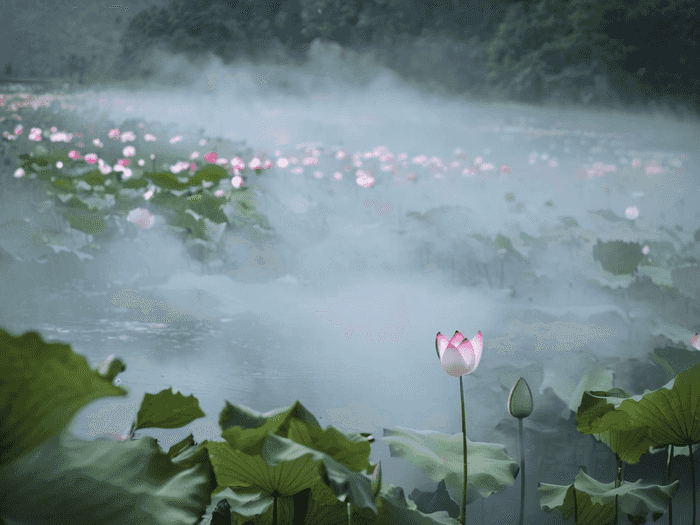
[1, 87, 700, 525]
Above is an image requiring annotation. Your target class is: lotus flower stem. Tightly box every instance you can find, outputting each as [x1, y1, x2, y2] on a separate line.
[273, 492, 279, 525]
[518, 417, 525, 525]
[667, 445, 674, 525]
[508, 377, 533, 525]
[499, 256, 504, 288]
[459, 375, 468, 525]
[436, 331, 482, 525]
[690, 443, 697, 525]
[615, 456, 622, 524]
[482, 263, 492, 288]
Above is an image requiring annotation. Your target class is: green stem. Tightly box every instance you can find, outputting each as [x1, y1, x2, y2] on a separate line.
[667, 445, 674, 525]
[500, 256, 504, 288]
[690, 442, 696, 525]
[518, 417, 525, 525]
[459, 376, 467, 525]
[615, 456, 622, 524]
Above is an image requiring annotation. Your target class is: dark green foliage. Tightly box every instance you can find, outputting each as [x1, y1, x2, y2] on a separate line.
[211, 498, 231, 525]
[60, 208, 110, 237]
[187, 193, 228, 224]
[118, 0, 313, 69]
[592, 239, 644, 276]
[109, 0, 697, 110]
[486, 0, 697, 107]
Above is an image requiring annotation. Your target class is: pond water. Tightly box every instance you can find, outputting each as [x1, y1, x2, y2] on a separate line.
[2, 72, 699, 520]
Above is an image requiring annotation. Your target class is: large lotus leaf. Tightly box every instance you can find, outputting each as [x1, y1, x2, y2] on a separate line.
[374, 481, 461, 525]
[148, 189, 189, 213]
[218, 401, 322, 455]
[190, 163, 230, 184]
[224, 188, 261, 221]
[519, 231, 549, 248]
[585, 221, 645, 244]
[537, 352, 614, 414]
[582, 261, 635, 289]
[0, 328, 128, 467]
[0, 432, 213, 525]
[589, 209, 626, 223]
[121, 177, 150, 190]
[80, 169, 106, 187]
[409, 479, 461, 519]
[659, 225, 693, 252]
[145, 170, 190, 190]
[508, 320, 612, 362]
[406, 205, 475, 239]
[576, 389, 657, 464]
[97, 180, 120, 195]
[494, 232, 528, 262]
[576, 363, 700, 464]
[22, 157, 53, 178]
[650, 344, 700, 379]
[280, 487, 381, 525]
[57, 207, 110, 236]
[558, 215, 580, 229]
[132, 387, 206, 432]
[58, 195, 90, 211]
[78, 193, 116, 212]
[262, 432, 377, 514]
[114, 192, 148, 213]
[0, 218, 54, 261]
[671, 264, 700, 300]
[202, 432, 377, 520]
[538, 467, 678, 525]
[171, 209, 208, 240]
[381, 427, 519, 507]
[40, 227, 89, 251]
[641, 240, 677, 264]
[187, 192, 228, 224]
[50, 173, 78, 192]
[202, 218, 227, 245]
[592, 239, 644, 276]
[108, 288, 213, 324]
[217, 402, 378, 503]
[637, 264, 673, 287]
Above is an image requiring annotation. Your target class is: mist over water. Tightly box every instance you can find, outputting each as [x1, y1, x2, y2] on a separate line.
[3, 43, 700, 513]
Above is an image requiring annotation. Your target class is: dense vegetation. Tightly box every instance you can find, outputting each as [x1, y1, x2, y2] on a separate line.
[3, 0, 698, 114]
[105, 0, 699, 113]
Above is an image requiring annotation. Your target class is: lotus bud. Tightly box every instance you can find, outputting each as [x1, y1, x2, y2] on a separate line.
[507, 377, 533, 418]
[372, 460, 382, 499]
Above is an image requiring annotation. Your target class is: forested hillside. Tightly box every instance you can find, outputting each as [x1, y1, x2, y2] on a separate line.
[3, 0, 698, 114]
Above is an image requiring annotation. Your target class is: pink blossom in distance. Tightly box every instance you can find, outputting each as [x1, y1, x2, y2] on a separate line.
[126, 208, 155, 229]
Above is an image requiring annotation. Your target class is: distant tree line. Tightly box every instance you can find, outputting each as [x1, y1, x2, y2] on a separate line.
[108, 0, 697, 111]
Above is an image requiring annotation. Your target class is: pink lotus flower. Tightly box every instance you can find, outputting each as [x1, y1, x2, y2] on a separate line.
[126, 208, 155, 229]
[435, 330, 483, 377]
